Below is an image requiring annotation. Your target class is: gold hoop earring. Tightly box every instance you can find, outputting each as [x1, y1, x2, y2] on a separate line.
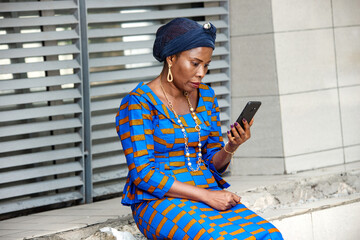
[167, 64, 173, 82]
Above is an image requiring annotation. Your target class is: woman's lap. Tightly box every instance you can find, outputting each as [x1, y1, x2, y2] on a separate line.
[131, 198, 283, 240]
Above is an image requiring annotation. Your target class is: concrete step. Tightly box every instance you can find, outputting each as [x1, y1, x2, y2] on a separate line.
[1, 162, 359, 240]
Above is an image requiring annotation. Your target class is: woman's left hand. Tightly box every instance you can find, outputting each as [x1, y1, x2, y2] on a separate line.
[226, 118, 254, 152]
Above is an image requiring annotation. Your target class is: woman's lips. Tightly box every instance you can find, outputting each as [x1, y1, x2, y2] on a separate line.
[190, 82, 200, 88]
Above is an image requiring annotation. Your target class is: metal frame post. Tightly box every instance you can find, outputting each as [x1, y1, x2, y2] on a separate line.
[78, 0, 93, 203]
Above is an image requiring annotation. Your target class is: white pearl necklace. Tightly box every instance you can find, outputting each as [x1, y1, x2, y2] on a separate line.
[160, 81, 203, 171]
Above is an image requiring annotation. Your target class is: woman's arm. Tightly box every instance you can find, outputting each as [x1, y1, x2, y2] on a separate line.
[211, 118, 254, 171]
[117, 93, 175, 199]
[201, 88, 254, 173]
[165, 179, 241, 211]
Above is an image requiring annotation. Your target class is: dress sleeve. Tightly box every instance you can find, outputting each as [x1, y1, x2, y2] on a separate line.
[116, 93, 175, 199]
[202, 94, 229, 175]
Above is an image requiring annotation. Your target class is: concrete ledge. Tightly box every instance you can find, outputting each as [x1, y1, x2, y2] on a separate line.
[228, 162, 360, 240]
[1, 162, 359, 240]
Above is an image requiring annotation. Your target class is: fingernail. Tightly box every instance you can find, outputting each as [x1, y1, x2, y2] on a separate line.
[230, 124, 234, 128]
[242, 118, 246, 123]
[234, 122, 238, 126]
[227, 131, 230, 134]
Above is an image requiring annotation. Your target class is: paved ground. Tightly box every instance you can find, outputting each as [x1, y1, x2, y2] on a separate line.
[1, 162, 359, 240]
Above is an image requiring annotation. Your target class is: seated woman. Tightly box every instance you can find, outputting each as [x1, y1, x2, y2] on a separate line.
[116, 18, 283, 240]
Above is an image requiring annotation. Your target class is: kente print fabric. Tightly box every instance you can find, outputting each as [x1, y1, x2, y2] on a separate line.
[132, 198, 282, 240]
[116, 82, 283, 239]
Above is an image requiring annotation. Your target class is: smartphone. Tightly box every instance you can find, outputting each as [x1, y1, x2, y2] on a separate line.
[236, 101, 261, 129]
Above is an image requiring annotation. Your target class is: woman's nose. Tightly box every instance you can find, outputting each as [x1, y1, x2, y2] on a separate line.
[197, 66, 207, 78]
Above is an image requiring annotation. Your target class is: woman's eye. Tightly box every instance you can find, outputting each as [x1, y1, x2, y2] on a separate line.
[192, 62, 199, 66]
[205, 64, 210, 68]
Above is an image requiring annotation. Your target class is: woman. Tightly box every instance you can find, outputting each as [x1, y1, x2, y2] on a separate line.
[116, 18, 283, 240]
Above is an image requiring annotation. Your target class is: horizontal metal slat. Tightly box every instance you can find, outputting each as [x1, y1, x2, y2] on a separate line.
[216, 33, 228, 42]
[0, 191, 83, 215]
[203, 73, 230, 84]
[0, 133, 82, 153]
[0, 44, 79, 59]
[90, 66, 162, 83]
[92, 154, 126, 169]
[92, 113, 116, 126]
[211, 59, 229, 69]
[205, 20, 228, 29]
[0, 147, 83, 169]
[0, 118, 82, 137]
[218, 99, 230, 109]
[0, 88, 81, 106]
[88, 7, 228, 24]
[0, 162, 83, 184]
[92, 128, 117, 140]
[88, 25, 158, 39]
[88, 20, 227, 39]
[87, 0, 225, 9]
[90, 82, 138, 97]
[0, 1, 77, 12]
[92, 99, 122, 112]
[214, 46, 229, 56]
[0, 176, 83, 200]
[93, 180, 125, 197]
[0, 74, 81, 91]
[88, 40, 153, 54]
[92, 141, 122, 155]
[93, 168, 128, 183]
[0, 103, 82, 122]
[0, 30, 79, 44]
[89, 54, 155, 68]
[87, 7, 227, 24]
[220, 111, 229, 120]
[212, 85, 230, 96]
[0, 15, 78, 28]
[0, 59, 80, 74]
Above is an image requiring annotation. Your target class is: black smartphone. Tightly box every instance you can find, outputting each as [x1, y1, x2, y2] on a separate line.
[236, 101, 261, 129]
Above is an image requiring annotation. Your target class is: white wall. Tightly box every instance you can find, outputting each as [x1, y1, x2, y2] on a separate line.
[229, 0, 360, 174]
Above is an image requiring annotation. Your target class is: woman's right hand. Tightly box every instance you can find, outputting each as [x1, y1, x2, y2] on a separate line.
[203, 190, 241, 211]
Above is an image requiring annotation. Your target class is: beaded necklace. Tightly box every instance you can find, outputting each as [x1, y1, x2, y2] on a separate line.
[160, 81, 203, 171]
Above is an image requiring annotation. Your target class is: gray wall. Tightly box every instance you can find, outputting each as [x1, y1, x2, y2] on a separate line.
[229, 0, 360, 175]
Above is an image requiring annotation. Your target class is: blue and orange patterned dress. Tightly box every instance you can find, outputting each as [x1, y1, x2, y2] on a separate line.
[116, 82, 283, 240]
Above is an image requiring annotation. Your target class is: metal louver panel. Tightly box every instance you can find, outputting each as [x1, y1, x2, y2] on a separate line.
[86, 0, 231, 198]
[0, 0, 85, 215]
[0, 0, 231, 216]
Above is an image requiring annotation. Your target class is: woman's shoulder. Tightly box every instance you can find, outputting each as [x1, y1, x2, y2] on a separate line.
[122, 82, 150, 103]
[129, 82, 148, 97]
[120, 82, 162, 113]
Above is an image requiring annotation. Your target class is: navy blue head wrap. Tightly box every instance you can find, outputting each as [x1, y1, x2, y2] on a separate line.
[153, 18, 217, 62]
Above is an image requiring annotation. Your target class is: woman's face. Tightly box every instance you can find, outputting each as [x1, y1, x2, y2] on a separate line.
[168, 47, 213, 93]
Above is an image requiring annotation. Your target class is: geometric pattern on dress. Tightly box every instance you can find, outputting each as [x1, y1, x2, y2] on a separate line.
[116, 82, 229, 206]
[132, 198, 283, 240]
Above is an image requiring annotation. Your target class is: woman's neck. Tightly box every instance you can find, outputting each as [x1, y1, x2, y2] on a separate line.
[160, 81, 183, 99]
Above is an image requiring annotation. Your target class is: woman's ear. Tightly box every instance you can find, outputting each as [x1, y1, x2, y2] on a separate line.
[165, 56, 172, 67]
[166, 54, 177, 67]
